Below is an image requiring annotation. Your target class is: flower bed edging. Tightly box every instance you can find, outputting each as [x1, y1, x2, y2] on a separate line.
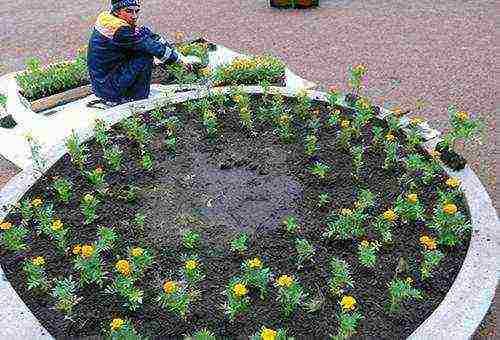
[0, 86, 497, 339]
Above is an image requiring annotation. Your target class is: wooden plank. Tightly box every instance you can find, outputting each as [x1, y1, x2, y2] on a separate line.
[29, 85, 93, 113]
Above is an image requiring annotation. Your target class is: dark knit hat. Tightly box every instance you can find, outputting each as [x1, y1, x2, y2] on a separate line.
[111, 0, 140, 12]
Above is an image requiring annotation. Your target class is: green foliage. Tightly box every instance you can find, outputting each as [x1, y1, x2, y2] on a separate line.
[281, 215, 299, 234]
[250, 327, 291, 340]
[25, 133, 47, 173]
[108, 318, 142, 339]
[372, 215, 394, 244]
[394, 193, 425, 223]
[441, 105, 482, 150]
[328, 257, 354, 296]
[52, 276, 81, 316]
[327, 108, 341, 127]
[157, 280, 191, 319]
[230, 233, 249, 254]
[351, 145, 364, 178]
[309, 161, 331, 179]
[332, 309, 364, 340]
[1, 224, 30, 251]
[65, 130, 88, 170]
[241, 258, 271, 299]
[96, 226, 118, 252]
[140, 149, 154, 171]
[317, 192, 331, 208]
[295, 238, 316, 268]
[105, 272, 143, 311]
[22, 258, 50, 292]
[294, 90, 312, 121]
[383, 140, 398, 170]
[405, 154, 441, 185]
[304, 134, 319, 157]
[324, 208, 367, 240]
[275, 276, 307, 318]
[181, 255, 205, 284]
[387, 277, 423, 313]
[224, 277, 251, 321]
[121, 116, 150, 146]
[420, 249, 444, 280]
[93, 118, 109, 148]
[184, 329, 217, 340]
[357, 240, 380, 268]
[182, 229, 201, 250]
[81, 194, 99, 225]
[103, 144, 123, 172]
[428, 204, 470, 246]
[73, 245, 105, 286]
[52, 177, 72, 204]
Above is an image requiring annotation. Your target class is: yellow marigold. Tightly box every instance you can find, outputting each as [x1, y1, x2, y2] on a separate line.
[83, 194, 94, 203]
[443, 203, 458, 215]
[410, 117, 424, 125]
[446, 177, 461, 189]
[383, 209, 397, 222]
[456, 111, 469, 121]
[278, 114, 290, 126]
[115, 259, 131, 276]
[419, 235, 437, 251]
[174, 31, 184, 40]
[51, 219, 63, 231]
[340, 295, 357, 311]
[328, 85, 338, 93]
[32, 256, 45, 267]
[360, 240, 369, 248]
[0, 221, 12, 230]
[200, 67, 211, 77]
[233, 95, 243, 103]
[340, 119, 350, 129]
[81, 244, 94, 258]
[407, 193, 418, 204]
[405, 277, 413, 285]
[31, 198, 43, 208]
[392, 107, 403, 117]
[110, 318, 124, 331]
[72, 244, 82, 255]
[185, 260, 198, 271]
[163, 280, 177, 294]
[95, 166, 103, 174]
[233, 282, 248, 297]
[385, 133, 396, 142]
[131, 247, 144, 257]
[248, 257, 262, 269]
[276, 275, 294, 288]
[430, 149, 441, 158]
[261, 327, 278, 340]
[354, 64, 367, 73]
[341, 208, 353, 216]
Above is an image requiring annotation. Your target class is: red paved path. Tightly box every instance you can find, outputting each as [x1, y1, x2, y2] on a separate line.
[0, 0, 497, 336]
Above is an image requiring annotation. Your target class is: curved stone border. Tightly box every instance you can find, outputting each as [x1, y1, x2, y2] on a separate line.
[0, 86, 497, 339]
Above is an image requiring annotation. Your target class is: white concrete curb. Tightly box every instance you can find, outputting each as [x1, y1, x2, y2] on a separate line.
[0, 86, 497, 339]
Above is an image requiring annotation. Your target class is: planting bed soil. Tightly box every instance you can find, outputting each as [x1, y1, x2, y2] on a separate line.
[0, 92, 471, 338]
[270, 0, 320, 9]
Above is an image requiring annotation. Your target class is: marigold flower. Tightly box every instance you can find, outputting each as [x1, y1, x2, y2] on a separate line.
[185, 260, 198, 270]
[419, 235, 437, 251]
[276, 275, 294, 287]
[456, 111, 469, 121]
[407, 193, 418, 204]
[233, 282, 248, 297]
[174, 31, 184, 40]
[392, 107, 403, 117]
[410, 117, 424, 125]
[0, 221, 12, 230]
[233, 95, 243, 103]
[278, 114, 290, 126]
[261, 327, 278, 340]
[354, 64, 367, 73]
[163, 280, 177, 294]
[51, 219, 63, 231]
[31, 198, 43, 208]
[95, 166, 103, 174]
[383, 209, 397, 222]
[83, 194, 94, 203]
[81, 244, 94, 258]
[248, 257, 262, 269]
[32, 256, 45, 267]
[116, 259, 131, 276]
[328, 85, 338, 93]
[200, 67, 211, 77]
[446, 177, 460, 189]
[443, 203, 458, 215]
[131, 247, 143, 257]
[430, 149, 441, 158]
[110, 318, 124, 331]
[405, 277, 413, 285]
[72, 244, 82, 255]
[340, 119, 350, 129]
[360, 240, 369, 248]
[340, 295, 357, 311]
[385, 133, 396, 142]
[340, 208, 353, 216]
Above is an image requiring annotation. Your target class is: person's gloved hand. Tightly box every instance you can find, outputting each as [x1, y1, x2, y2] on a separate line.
[178, 55, 202, 72]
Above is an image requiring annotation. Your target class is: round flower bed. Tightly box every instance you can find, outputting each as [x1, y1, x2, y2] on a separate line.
[0, 87, 473, 338]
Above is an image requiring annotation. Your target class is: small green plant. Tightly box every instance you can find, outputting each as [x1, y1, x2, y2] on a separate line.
[275, 113, 294, 143]
[85, 166, 106, 190]
[371, 125, 384, 148]
[428, 202, 470, 246]
[103, 144, 123, 172]
[309, 161, 331, 179]
[405, 154, 441, 185]
[93, 118, 109, 148]
[22, 256, 50, 292]
[324, 208, 367, 240]
[185, 329, 217, 340]
[354, 188, 375, 211]
[133, 212, 146, 231]
[108, 318, 141, 339]
[157, 280, 191, 319]
[224, 277, 250, 321]
[33, 202, 54, 235]
[387, 277, 423, 313]
[52, 276, 81, 316]
[140, 149, 154, 171]
[233, 91, 254, 131]
[439, 106, 482, 152]
[52, 177, 72, 203]
[165, 135, 177, 154]
[372, 209, 398, 244]
[129, 247, 155, 278]
[242, 257, 271, 299]
[182, 229, 201, 250]
[72, 243, 105, 286]
[351, 145, 364, 178]
[304, 134, 319, 157]
[328, 257, 354, 296]
[383, 137, 398, 170]
[230, 233, 249, 254]
[281, 215, 299, 234]
[357, 240, 380, 268]
[327, 108, 341, 127]
[47, 219, 70, 253]
[201, 105, 219, 139]
[125, 185, 140, 203]
[337, 120, 353, 152]
[420, 246, 444, 280]
[106, 259, 143, 311]
[347, 64, 367, 97]
[394, 193, 425, 223]
[182, 256, 205, 284]
[317, 192, 331, 208]
[25, 132, 47, 174]
[19, 199, 34, 224]
[0, 221, 29, 251]
[80, 194, 99, 225]
[352, 97, 374, 137]
[295, 238, 316, 268]
[275, 274, 307, 318]
[294, 89, 312, 121]
[326, 85, 341, 107]
[332, 296, 364, 340]
[96, 226, 118, 252]
[121, 116, 150, 146]
[65, 130, 88, 170]
[250, 326, 290, 340]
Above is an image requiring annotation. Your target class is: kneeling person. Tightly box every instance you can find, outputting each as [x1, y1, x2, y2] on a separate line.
[87, 0, 196, 106]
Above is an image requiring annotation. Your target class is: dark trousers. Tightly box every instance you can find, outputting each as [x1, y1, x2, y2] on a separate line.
[111, 53, 153, 102]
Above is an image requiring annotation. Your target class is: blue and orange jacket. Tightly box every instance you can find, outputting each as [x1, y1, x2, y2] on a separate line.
[87, 11, 178, 101]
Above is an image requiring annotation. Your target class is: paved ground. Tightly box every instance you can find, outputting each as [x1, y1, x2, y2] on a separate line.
[0, 0, 496, 337]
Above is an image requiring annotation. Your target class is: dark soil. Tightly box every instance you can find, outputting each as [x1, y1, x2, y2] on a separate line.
[0, 94, 470, 338]
[435, 141, 467, 171]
